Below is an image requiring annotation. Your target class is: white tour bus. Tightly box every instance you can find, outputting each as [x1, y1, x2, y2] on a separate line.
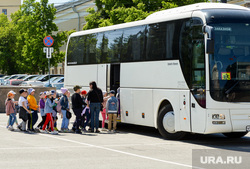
[65, 3, 250, 139]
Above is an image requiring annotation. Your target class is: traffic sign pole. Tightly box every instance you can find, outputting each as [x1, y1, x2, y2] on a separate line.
[48, 58, 51, 86]
[43, 46, 54, 87]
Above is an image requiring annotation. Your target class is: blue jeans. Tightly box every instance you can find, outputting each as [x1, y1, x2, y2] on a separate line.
[90, 103, 101, 130]
[61, 110, 69, 130]
[9, 114, 16, 126]
[83, 109, 90, 129]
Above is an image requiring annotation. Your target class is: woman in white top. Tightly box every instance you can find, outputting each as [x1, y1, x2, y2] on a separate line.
[17, 89, 30, 131]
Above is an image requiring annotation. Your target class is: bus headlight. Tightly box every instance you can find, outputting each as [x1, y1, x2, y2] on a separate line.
[212, 114, 225, 120]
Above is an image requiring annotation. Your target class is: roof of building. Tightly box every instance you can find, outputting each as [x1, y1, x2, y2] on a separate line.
[55, 0, 92, 12]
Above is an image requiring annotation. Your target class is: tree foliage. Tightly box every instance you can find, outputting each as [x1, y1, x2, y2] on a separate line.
[0, 0, 72, 74]
[0, 14, 18, 74]
[84, 0, 208, 30]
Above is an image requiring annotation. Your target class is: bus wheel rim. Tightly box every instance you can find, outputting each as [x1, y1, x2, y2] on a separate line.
[163, 111, 175, 133]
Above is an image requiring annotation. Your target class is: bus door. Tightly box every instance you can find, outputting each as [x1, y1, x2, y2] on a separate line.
[97, 64, 108, 91]
[110, 63, 120, 92]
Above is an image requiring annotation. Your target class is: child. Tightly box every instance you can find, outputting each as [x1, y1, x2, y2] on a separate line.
[60, 88, 69, 132]
[37, 92, 46, 129]
[106, 90, 118, 132]
[6, 91, 18, 129]
[41, 91, 58, 135]
[5, 91, 17, 131]
[51, 90, 58, 131]
[27, 88, 39, 132]
[18, 89, 30, 131]
[101, 91, 109, 131]
[80, 90, 89, 132]
[116, 87, 121, 120]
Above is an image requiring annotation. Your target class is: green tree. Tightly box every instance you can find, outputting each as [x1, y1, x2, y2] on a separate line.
[84, 0, 208, 30]
[0, 14, 19, 74]
[11, 0, 70, 74]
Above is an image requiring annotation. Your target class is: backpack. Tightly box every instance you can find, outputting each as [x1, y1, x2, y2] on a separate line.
[56, 99, 62, 114]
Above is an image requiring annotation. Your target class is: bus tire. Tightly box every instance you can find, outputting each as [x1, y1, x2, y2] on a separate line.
[157, 105, 186, 140]
[222, 132, 248, 138]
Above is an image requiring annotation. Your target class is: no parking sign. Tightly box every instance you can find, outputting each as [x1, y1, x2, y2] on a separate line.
[43, 36, 54, 47]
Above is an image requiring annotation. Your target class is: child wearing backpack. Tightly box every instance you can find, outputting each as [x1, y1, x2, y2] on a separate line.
[6, 91, 18, 129]
[41, 91, 58, 135]
[106, 90, 118, 133]
[5, 91, 17, 131]
[37, 92, 46, 129]
[18, 89, 30, 132]
[101, 91, 109, 131]
[60, 88, 69, 132]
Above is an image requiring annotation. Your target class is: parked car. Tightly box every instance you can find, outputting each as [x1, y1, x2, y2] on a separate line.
[16, 75, 28, 80]
[44, 77, 64, 87]
[0, 78, 4, 85]
[53, 83, 64, 90]
[27, 75, 42, 81]
[8, 74, 27, 80]
[20, 75, 39, 81]
[19, 80, 44, 87]
[2, 75, 10, 80]
[36, 74, 63, 82]
[19, 75, 44, 87]
[5, 79, 24, 86]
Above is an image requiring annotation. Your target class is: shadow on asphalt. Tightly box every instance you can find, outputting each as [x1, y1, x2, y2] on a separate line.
[117, 123, 250, 153]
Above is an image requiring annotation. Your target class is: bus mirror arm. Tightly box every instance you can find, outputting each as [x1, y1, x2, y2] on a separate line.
[202, 25, 214, 54]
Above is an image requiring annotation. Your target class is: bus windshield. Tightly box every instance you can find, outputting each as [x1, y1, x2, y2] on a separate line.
[210, 23, 250, 102]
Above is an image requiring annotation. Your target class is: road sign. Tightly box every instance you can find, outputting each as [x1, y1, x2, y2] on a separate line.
[43, 47, 54, 86]
[43, 36, 54, 47]
[43, 47, 54, 59]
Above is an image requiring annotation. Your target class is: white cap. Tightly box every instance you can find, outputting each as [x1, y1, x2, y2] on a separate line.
[46, 91, 51, 96]
[28, 88, 35, 94]
[9, 90, 16, 95]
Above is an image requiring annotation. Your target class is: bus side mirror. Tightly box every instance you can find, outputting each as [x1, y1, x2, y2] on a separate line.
[203, 25, 214, 54]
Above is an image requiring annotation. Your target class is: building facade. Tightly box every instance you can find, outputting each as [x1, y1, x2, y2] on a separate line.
[0, 0, 21, 20]
[212, 0, 250, 7]
[50, 0, 95, 74]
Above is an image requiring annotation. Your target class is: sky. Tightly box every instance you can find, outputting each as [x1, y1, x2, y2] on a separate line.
[21, 0, 72, 6]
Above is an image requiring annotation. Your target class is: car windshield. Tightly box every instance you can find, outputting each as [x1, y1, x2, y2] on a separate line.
[45, 77, 59, 83]
[17, 76, 27, 79]
[24, 75, 37, 81]
[29, 76, 40, 81]
[209, 23, 250, 102]
[36, 75, 46, 81]
[3, 76, 9, 80]
[9, 75, 18, 80]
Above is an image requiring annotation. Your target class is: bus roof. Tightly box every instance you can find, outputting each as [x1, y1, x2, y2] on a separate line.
[69, 3, 250, 38]
[146, 2, 249, 20]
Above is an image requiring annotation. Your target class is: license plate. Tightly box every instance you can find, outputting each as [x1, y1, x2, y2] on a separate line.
[246, 125, 250, 132]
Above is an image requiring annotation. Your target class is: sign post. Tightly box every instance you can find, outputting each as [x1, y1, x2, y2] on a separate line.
[43, 36, 54, 87]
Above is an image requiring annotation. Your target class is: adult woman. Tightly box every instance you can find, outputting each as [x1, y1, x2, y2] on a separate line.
[87, 81, 103, 133]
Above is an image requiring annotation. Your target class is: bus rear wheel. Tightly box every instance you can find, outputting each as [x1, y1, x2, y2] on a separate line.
[157, 105, 187, 140]
[222, 132, 248, 138]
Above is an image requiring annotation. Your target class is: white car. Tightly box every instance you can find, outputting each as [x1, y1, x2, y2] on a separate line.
[20, 80, 44, 87]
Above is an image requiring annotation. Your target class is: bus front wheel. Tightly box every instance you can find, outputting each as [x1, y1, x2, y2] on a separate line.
[157, 105, 186, 140]
[222, 132, 248, 138]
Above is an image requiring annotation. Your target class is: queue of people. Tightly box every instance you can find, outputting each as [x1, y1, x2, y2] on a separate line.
[5, 81, 120, 135]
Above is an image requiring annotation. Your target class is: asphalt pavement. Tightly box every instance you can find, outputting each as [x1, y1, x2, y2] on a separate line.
[0, 113, 250, 169]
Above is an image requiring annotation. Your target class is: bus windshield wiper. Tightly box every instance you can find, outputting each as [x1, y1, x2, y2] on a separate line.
[225, 80, 239, 95]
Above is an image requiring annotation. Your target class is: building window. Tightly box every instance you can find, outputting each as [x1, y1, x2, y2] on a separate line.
[2, 9, 7, 15]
